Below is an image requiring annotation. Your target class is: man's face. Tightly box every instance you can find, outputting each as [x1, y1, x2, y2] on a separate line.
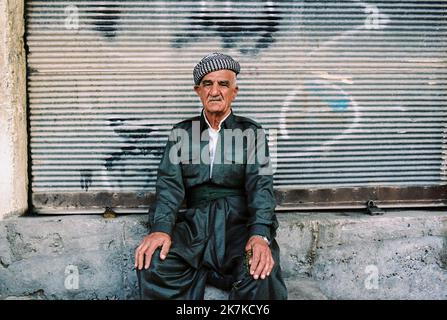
[194, 69, 239, 116]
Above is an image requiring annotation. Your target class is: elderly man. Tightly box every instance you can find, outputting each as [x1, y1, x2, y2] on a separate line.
[135, 53, 287, 300]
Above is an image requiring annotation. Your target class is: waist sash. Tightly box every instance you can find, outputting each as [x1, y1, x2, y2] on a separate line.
[187, 184, 245, 207]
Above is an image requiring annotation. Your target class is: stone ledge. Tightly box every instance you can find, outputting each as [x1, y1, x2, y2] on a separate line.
[203, 276, 328, 300]
[0, 210, 446, 299]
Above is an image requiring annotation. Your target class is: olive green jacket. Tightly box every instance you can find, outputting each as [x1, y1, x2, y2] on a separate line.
[148, 110, 279, 241]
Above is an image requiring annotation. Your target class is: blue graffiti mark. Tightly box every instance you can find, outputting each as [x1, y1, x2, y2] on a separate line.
[329, 99, 350, 111]
[306, 82, 350, 112]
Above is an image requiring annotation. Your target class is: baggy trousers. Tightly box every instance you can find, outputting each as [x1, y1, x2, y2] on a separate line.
[136, 195, 288, 300]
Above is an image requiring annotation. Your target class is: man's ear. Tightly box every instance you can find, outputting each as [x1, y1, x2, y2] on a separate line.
[233, 86, 239, 99]
[194, 85, 200, 95]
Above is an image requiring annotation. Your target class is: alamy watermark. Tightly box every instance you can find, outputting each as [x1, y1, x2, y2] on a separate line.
[64, 265, 79, 290]
[64, 5, 79, 30]
[167, 121, 277, 175]
[364, 264, 379, 290]
[364, 4, 388, 30]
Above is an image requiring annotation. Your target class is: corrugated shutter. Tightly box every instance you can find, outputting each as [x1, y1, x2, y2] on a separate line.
[26, 0, 447, 213]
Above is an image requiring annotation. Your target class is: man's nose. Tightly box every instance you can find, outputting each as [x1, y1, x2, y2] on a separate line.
[210, 83, 220, 96]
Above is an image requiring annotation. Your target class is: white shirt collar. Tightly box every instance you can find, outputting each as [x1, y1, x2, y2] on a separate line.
[203, 110, 231, 132]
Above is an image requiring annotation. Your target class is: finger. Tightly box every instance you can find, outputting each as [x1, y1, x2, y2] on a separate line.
[250, 247, 261, 276]
[134, 245, 142, 267]
[160, 239, 171, 260]
[144, 244, 158, 269]
[260, 253, 272, 279]
[136, 242, 151, 270]
[137, 246, 146, 270]
[254, 252, 267, 279]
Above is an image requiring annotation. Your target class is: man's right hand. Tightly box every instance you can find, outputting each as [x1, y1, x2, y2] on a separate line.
[134, 232, 172, 270]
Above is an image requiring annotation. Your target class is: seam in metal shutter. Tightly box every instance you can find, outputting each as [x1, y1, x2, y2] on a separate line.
[26, 1, 447, 213]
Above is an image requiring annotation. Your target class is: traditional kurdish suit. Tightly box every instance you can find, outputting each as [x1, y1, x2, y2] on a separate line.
[137, 110, 287, 300]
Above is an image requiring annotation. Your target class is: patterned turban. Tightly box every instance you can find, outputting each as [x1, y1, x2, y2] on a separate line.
[193, 52, 240, 85]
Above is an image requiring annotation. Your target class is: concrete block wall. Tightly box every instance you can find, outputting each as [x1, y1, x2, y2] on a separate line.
[0, 215, 143, 299]
[0, 211, 445, 299]
[277, 211, 447, 299]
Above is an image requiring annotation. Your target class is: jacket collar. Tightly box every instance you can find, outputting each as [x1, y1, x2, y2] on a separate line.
[200, 109, 236, 133]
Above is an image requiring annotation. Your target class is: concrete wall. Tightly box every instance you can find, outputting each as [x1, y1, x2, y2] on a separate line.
[0, 211, 445, 300]
[278, 211, 447, 299]
[0, 0, 28, 219]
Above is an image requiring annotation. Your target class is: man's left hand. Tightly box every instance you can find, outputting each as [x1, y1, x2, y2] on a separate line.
[245, 235, 275, 280]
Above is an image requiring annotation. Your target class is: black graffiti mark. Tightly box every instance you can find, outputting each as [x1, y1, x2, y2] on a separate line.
[80, 169, 93, 191]
[105, 145, 161, 170]
[85, 4, 121, 39]
[105, 118, 158, 170]
[107, 117, 158, 143]
[172, 2, 282, 55]
[104, 118, 164, 189]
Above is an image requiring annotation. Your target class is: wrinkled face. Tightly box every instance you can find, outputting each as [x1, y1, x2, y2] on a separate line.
[194, 69, 239, 116]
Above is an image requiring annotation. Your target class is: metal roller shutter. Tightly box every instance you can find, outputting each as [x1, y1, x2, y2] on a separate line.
[26, 0, 447, 213]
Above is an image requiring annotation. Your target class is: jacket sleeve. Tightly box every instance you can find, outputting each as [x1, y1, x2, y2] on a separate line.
[148, 128, 185, 236]
[244, 127, 279, 240]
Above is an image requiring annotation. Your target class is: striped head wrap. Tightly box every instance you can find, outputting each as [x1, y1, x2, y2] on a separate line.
[193, 52, 240, 85]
